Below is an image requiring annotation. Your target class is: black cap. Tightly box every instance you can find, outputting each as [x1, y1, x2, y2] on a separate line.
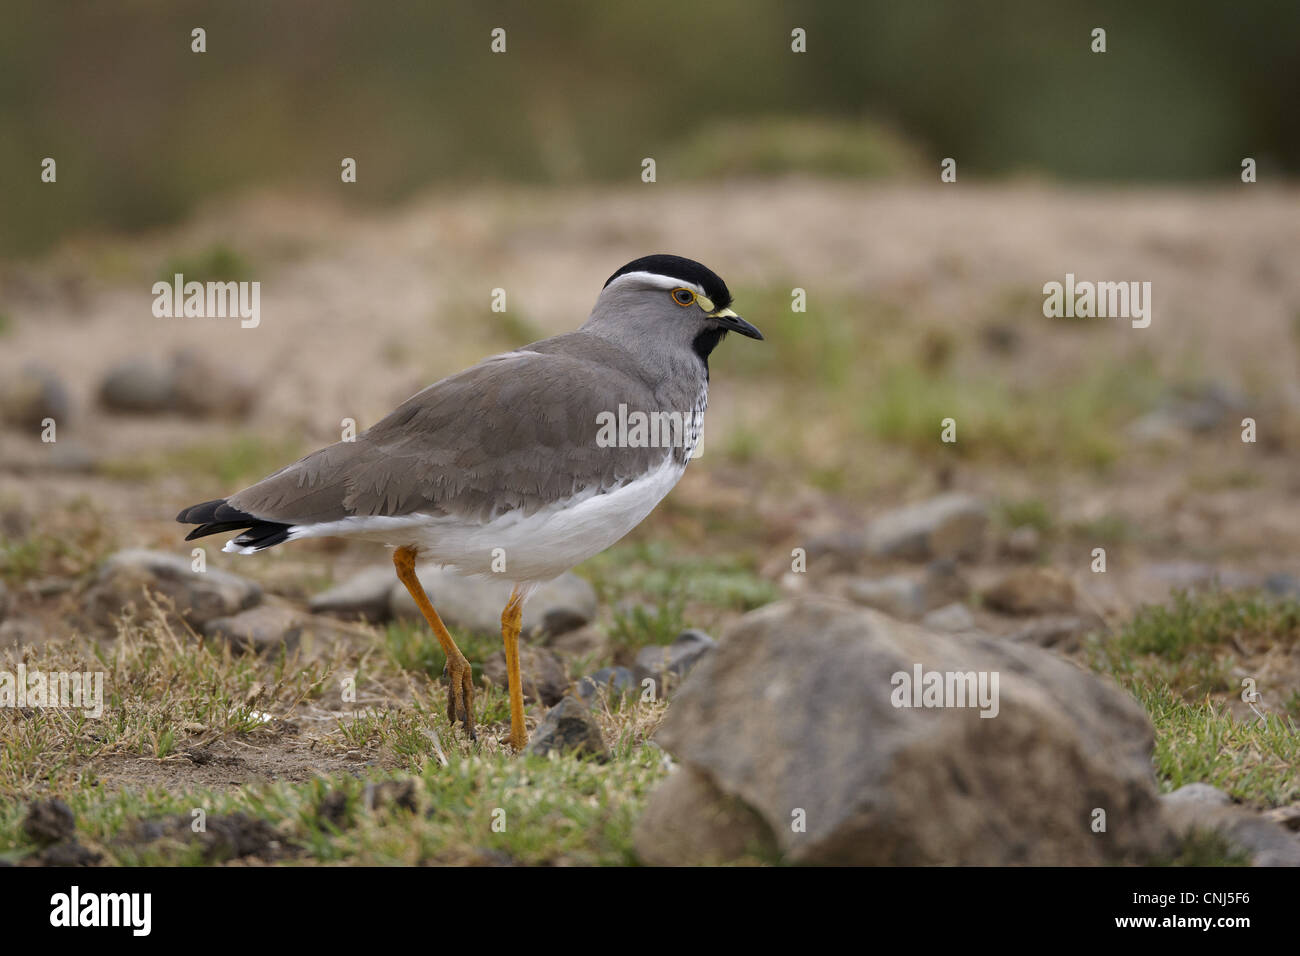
[604, 254, 733, 311]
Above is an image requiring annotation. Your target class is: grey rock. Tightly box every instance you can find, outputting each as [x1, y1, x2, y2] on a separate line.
[546, 625, 609, 660]
[45, 441, 98, 473]
[922, 601, 976, 632]
[841, 561, 970, 621]
[0, 616, 41, 647]
[98, 359, 176, 413]
[1162, 783, 1233, 807]
[1002, 525, 1042, 561]
[841, 573, 926, 619]
[634, 597, 1173, 866]
[634, 629, 717, 687]
[389, 567, 596, 637]
[83, 549, 262, 630]
[1162, 800, 1300, 867]
[803, 530, 868, 571]
[1263, 804, 1300, 831]
[0, 364, 71, 431]
[1263, 573, 1300, 598]
[23, 798, 76, 845]
[309, 566, 396, 622]
[865, 493, 987, 562]
[203, 599, 308, 652]
[525, 696, 609, 760]
[575, 666, 639, 703]
[169, 349, 258, 420]
[982, 567, 1076, 616]
[635, 768, 777, 866]
[1009, 614, 1101, 652]
[483, 644, 568, 706]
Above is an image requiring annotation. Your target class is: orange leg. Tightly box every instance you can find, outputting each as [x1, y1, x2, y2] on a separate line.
[501, 587, 528, 751]
[392, 546, 475, 740]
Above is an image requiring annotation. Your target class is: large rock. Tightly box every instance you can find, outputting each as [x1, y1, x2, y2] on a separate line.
[83, 549, 262, 630]
[483, 644, 568, 706]
[309, 566, 396, 622]
[634, 597, 1173, 865]
[865, 493, 987, 562]
[389, 567, 596, 637]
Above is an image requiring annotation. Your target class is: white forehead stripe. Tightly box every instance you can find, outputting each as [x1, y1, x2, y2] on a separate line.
[605, 271, 707, 297]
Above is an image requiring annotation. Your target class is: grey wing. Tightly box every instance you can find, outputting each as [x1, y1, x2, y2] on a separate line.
[226, 347, 668, 525]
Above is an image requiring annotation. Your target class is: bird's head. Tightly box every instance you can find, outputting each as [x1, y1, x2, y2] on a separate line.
[584, 254, 763, 368]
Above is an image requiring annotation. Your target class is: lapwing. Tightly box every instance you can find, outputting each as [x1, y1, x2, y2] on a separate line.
[177, 255, 763, 750]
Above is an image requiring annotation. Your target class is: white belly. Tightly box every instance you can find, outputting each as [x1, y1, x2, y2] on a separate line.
[264, 456, 688, 582]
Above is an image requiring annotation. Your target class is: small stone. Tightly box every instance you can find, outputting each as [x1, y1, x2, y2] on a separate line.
[525, 696, 609, 760]
[169, 349, 258, 420]
[483, 644, 568, 706]
[203, 600, 307, 652]
[865, 493, 987, 562]
[841, 574, 927, 619]
[546, 625, 609, 659]
[982, 567, 1075, 616]
[0, 364, 71, 432]
[634, 629, 717, 684]
[1162, 783, 1232, 807]
[575, 666, 639, 703]
[1161, 801, 1300, 867]
[1009, 614, 1100, 652]
[23, 798, 76, 845]
[98, 359, 176, 413]
[1263, 804, 1300, 831]
[309, 566, 395, 622]
[921, 602, 976, 632]
[803, 530, 868, 572]
[34, 841, 102, 867]
[1002, 525, 1042, 561]
[83, 549, 262, 630]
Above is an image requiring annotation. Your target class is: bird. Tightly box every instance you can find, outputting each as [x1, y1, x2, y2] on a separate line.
[176, 254, 763, 751]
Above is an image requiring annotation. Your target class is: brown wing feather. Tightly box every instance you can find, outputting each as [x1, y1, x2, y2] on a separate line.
[227, 334, 671, 526]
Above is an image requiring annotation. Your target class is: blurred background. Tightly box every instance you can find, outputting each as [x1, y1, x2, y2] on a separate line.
[2, 0, 1298, 254]
[1, 0, 1299, 864]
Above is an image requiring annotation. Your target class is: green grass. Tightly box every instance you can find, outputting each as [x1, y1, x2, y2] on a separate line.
[1089, 589, 1300, 700]
[157, 243, 254, 284]
[0, 497, 110, 584]
[670, 116, 921, 180]
[0, 749, 669, 866]
[1088, 589, 1300, 807]
[579, 540, 777, 647]
[997, 497, 1055, 535]
[1135, 685, 1300, 808]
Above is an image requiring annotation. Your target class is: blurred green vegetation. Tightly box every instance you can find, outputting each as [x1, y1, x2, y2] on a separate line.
[2, 0, 1295, 255]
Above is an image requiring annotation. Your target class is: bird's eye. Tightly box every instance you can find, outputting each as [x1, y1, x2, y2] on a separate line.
[672, 288, 696, 307]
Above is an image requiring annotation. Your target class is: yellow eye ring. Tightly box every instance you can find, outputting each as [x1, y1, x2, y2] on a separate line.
[671, 288, 697, 307]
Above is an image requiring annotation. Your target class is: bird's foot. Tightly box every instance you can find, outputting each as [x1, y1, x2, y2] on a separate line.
[442, 655, 476, 740]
